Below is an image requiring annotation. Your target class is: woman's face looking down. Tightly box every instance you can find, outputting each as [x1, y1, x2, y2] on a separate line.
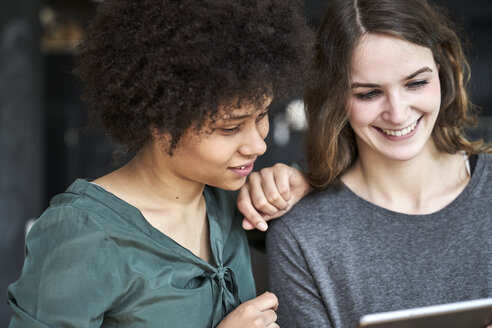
[162, 97, 271, 191]
[347, 33, 442, 163]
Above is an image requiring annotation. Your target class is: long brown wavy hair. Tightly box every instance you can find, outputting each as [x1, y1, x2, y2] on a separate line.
[305, 0, 491, 190]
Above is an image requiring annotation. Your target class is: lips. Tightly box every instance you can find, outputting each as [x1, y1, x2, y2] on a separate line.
[230, 158, 257, 170]
[377, 117, 421, 138]
[229, 158, 257, 177]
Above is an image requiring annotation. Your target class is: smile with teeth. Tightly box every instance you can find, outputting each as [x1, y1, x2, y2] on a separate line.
[232, 163, 253, 170]
[230, 161, 255, 177]
[379, 120, 418, 137]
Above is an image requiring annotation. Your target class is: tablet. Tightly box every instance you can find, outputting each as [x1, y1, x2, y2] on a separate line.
[358, 297, 492, 328]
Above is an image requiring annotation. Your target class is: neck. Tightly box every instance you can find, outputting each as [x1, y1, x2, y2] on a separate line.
[96, 141, 205, 217]
[127, 143, 205, 207]
[342, 140, 469, 214]
[94, 141, 211, 262]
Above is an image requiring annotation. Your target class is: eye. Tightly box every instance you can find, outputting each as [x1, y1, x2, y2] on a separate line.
[219, 126, 241, 135]
[407, 80, 429, 90]
[355, 89, 381, 100]
[256, 110, 269, 122]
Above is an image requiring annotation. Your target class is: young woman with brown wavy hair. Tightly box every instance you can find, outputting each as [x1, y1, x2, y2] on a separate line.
[303, 0, 491, 190]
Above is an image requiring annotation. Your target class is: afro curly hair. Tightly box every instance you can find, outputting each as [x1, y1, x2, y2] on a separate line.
[75, 0, 314, 154]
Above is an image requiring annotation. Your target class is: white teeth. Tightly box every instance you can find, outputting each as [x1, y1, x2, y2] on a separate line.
[381, 120, 418, 137]
[239, 166, 246, 169]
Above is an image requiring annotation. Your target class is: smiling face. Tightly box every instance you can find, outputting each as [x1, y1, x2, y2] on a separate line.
[163, 98, 271, 191]
[348, 33, 441, 163]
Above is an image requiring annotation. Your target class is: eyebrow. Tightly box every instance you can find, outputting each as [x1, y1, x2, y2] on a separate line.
[222, 107, 269, 122]
[222, 113, 252, 121]
[351, 67, 433, 89]
[405, 67, 433, 80]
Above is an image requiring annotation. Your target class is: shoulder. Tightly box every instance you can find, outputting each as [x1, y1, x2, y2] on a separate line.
[468, 153, 492, 196]
[8, 186, 125, 326]
[281, 185, 352, 223]
[479, 152, 492, 170]
[268, 184, 354, 238]
[36, 181, 103, 223]
[28, 179, 126, 254]
[16, 182, 123, 291]
[469, 153, 492, 185]
[20, 183, 124, 297]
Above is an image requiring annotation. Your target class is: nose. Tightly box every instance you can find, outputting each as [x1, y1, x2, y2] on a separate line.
[382, 91, 409, 125]
[239, 119, 269, 157]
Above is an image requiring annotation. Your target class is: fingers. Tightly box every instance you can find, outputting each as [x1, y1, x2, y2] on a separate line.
[248, 291, 279, 312]
[249, 171, 289, 215]
[242, 218, 256, 230]
[238, 163, 310, 231]
[251, 163, 309, 216]
[217, 292, 279, 328]
[238, 185, 269, 231]
[264, 163, 292, 206]
[256, 309, 277, 327]
[288, 166, 311, 203]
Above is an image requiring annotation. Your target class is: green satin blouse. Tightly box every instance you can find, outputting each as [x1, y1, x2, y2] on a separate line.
[7, 179, 256, 328]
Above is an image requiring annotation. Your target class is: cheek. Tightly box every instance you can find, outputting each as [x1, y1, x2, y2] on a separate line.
[415, 77, 441, 114]
[185, 139, 225, 164]
[258, 117, 270, 139]
[348, 100, 379, 128]
[426, 79, 442, 112]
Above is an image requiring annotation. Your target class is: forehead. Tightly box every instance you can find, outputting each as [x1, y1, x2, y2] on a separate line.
[214, 96, 273, 122]
[350, 34, 435, 81]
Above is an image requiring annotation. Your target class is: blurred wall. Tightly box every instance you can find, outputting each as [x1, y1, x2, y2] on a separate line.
[0, 0, 43, 325]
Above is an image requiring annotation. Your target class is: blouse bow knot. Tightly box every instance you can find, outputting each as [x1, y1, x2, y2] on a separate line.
[209, 266, 240, 327]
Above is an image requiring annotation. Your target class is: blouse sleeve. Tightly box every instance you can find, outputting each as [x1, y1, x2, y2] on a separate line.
[7, 206, 123, 328]
[266, 219, 333, 328]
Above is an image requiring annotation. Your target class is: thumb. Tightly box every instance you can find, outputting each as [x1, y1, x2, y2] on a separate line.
[247, 292, 279, 311]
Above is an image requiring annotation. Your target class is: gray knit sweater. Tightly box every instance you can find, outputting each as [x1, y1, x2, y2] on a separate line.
[267, 153, 492, 328]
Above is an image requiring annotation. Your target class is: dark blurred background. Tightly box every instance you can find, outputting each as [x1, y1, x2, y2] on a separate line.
[1, 0, 491, 325]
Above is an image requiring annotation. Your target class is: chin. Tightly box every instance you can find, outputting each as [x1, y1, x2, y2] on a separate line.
[382, 147, 424, 162]
[211, 177, 247, 191]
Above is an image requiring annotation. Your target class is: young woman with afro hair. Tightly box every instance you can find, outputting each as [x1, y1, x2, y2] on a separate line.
[7, 0, 312, 327]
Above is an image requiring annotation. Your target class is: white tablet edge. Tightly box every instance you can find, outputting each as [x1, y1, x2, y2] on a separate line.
[359, 298, 492, 325]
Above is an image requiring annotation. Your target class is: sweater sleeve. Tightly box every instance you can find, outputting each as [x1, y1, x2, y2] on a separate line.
[266, 219, 333, 328]
[7, 206, 123, 328]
